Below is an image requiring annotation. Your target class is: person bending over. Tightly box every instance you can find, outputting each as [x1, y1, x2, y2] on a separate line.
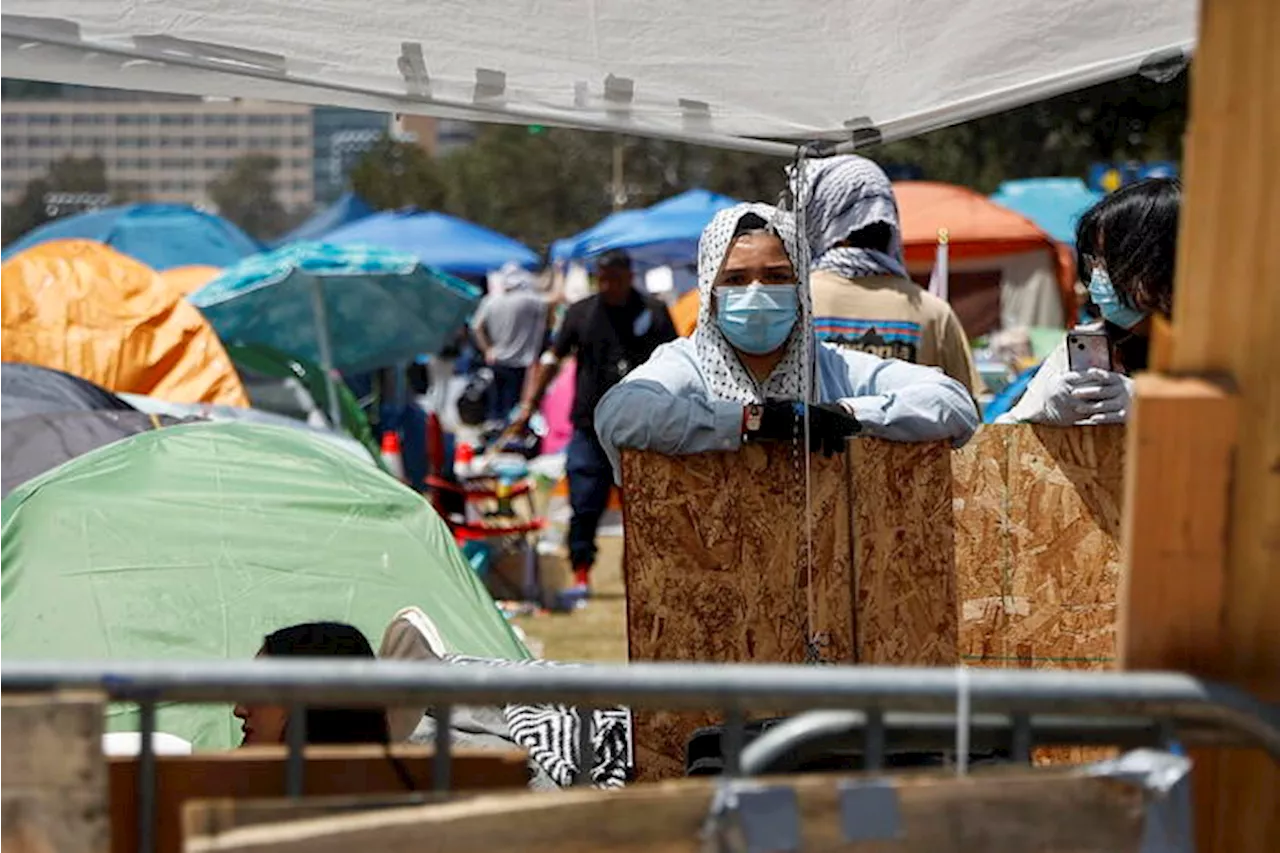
[233, 621, 389, 746]
[595, 203, 978, 480]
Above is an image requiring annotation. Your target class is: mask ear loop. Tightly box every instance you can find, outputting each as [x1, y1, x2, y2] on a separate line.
[955, 665, 971, 776]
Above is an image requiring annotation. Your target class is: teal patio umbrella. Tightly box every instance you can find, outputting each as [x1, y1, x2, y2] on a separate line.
[191, 242, 481, 423]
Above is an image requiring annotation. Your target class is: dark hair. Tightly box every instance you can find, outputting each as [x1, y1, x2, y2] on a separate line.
[597, 249, 632, 271]
[839, 221, 893, 254]
[262, 622, 389, 745]
[1075, 178, 1180, 317]
[733, 212, 770, 236]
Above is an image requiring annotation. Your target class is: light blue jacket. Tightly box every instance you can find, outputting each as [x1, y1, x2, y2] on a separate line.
[594, 337, 978, 481]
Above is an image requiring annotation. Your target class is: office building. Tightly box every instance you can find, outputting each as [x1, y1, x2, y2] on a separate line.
[1, 97, 315, 210]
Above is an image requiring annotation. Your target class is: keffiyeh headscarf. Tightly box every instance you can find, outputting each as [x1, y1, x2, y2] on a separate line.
[800, 154, 908, 279]
[693, 202, 815, 404]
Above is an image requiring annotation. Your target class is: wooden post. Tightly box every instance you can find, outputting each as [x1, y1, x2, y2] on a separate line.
[1, 691, 110, 853]
[1120, 0, 1280, 848]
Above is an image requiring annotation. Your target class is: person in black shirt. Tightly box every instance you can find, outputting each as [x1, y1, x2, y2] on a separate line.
[511, 250, 677, 595]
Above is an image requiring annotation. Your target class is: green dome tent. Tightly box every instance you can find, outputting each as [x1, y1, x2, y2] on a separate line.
[1, 421, 528, 747]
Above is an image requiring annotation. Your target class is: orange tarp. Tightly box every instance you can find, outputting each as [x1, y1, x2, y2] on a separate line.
[161, 264, 221, 297]
[671, 288, 699, 337]
[1, 239, 249, 406]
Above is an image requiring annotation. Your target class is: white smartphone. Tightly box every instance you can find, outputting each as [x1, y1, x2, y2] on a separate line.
[1066, 329, 1113, 372]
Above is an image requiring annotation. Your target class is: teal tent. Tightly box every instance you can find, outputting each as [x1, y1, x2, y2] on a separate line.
[1, 421, 528, 747]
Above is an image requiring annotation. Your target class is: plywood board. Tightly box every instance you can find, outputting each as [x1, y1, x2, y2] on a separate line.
[109, 745, 528, 853]
[621, 442, 853, 779]
[623, 426, 1129, 776]
[849, 439, 955, 665]
[1, 691, 110, 853]
[184, 767, 1145, 853]
[957, 425, 1125, 670]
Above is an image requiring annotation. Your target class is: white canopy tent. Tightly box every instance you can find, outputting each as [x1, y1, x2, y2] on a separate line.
[3, 1, 1194, 154]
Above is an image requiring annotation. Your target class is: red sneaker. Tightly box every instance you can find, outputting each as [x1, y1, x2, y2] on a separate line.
[572, 564, 592, 591]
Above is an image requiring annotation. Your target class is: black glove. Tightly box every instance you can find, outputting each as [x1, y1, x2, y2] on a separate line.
[748, 401, 861, 457]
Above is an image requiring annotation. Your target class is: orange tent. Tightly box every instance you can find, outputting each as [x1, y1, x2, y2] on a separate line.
[161, 264, 221, 297]
[2, 240, 249, 407]
[893, 181, 1076, 333]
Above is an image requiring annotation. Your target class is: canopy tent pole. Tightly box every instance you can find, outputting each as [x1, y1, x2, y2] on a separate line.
[1118, 0, 1280, 849]
[308, 278, 343, 428]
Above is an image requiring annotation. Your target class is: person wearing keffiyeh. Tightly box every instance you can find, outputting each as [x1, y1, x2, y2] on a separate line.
[800, 155, 983, 394]
[594, 202, 978, 481]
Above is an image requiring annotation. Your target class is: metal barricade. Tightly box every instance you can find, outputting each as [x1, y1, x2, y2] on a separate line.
[4, 659, 1279, 853]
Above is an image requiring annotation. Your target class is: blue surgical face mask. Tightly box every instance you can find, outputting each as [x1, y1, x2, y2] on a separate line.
[715, 283, 799, 355]
[1088, 267, 1146, 329]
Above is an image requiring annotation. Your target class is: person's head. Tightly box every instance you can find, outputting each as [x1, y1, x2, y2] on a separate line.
[694, 203, 813, 400]
[1076, 178, 1180, 328]
[595, 250, 634, 304]
[710, 212, 799, 358]
[799, 155, 905, 276]
[496, 261, 535, 293]
[233, 622, 388, 747]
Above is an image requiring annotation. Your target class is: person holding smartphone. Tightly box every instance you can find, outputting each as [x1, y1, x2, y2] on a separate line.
[997, 178, 1179, 425]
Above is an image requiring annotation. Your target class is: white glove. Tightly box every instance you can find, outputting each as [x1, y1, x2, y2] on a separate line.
[1034, 368, 1133, 426]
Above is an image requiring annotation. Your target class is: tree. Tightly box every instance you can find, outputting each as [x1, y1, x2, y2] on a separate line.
[2, 154, 112, 246]
[207, 154, 290, 240]
[349, 137, 449, 211]
[871, 72, 1188, 192]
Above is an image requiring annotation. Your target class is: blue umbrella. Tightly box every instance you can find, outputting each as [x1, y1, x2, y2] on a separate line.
[989, 179, 1103, 245]
[1, 203, 262, 270]
[324, 209, 538, 276]
[190, 242, 480, 422]
[554, 189, 739, 267]
[272, 192, 375, 247]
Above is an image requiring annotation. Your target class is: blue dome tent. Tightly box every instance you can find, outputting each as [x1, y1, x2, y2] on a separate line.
[2, 203, 262, 271]
[324, 210, 538, 277]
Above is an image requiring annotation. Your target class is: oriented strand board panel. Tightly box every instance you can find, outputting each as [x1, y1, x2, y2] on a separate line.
[849, 439, 956, 664]
[621, 442, 854, 779]
[955, 426, 1125, 671]
[1, 691, 110, 853]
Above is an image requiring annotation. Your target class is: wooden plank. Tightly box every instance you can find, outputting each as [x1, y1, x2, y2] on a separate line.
[184, 794, 457, 844]
[1123, 0, 1280, 848]
[110, 745, 528, 853]
[182, 767, 1145, 853]
[621, 443, 854, 779]
[848, 439, 955, 665]
[1, 691, 110, 853]
[1119, 376, 1235, 674]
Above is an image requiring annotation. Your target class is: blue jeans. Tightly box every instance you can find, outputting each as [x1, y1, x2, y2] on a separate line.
[565, 428, 613, 570]
[377, 402, 426, 491]
[488, 364, 527, 422]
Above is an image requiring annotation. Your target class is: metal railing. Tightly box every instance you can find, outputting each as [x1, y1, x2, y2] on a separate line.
[5, 659, 1278, 853]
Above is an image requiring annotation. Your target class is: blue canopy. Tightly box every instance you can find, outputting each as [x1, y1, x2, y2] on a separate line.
[989, 179, 1103, 245]
[1, 203, 262, 271]
[549, 210, 647, 263]
[190, 242, 480, 382]
[552, 189, 738, 267]
[272, 192, 374, 247]
[323, 209, 538, 277]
